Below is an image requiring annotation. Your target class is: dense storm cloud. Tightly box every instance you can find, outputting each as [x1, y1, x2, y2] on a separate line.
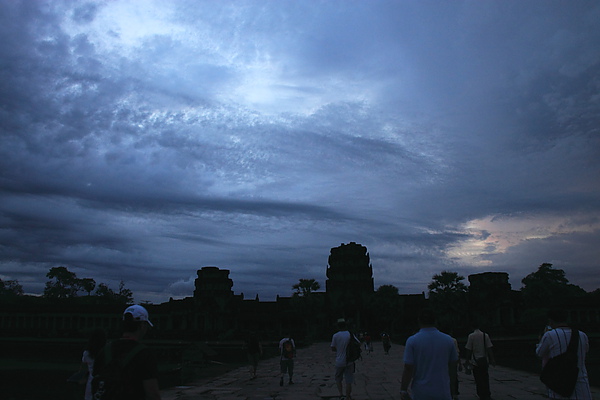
[1, 1, 599, 303]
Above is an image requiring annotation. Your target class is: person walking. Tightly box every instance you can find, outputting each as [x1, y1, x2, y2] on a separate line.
[400, 308, 458, 400]
[82, 328, 106, 400]
[381, 332, 391, 355]
[536, 308, 592, 399]
[244, 332, 263, 380]
[278, 334, 296, 386]
[465, 323, 495, 400]
[331, 319, 358, 400]
[92, 304, 161, 400]
[364, 333, 373, 354]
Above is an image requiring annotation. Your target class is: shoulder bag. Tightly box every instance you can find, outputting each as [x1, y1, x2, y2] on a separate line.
[475, 332, 489, 369]
[539, 328, 580, 397]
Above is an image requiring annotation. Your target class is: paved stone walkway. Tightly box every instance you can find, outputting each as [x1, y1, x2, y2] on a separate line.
[161, 342, 599, 400]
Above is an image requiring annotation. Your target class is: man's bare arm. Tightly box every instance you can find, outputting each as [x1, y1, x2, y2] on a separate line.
[400, 363, 414, 399]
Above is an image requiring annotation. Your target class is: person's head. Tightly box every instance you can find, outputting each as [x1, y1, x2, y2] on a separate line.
[122, 304, 153, 336]
[418, 308, 436, 327]
[337, 318, 347, 330]
[548, 308, 568, 327]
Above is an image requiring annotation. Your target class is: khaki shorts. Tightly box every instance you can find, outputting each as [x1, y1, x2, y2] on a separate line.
[335, 363, 355, 384]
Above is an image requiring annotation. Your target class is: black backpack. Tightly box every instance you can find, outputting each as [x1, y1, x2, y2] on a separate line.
[346, 333, 362, 363]
[91, 341, 146, 400]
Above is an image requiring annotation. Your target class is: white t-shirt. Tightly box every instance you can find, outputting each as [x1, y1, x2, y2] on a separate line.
[465, 329, 492, 361]
[536, 328, 592, 400]
[82, 350, 94, 400]
[279, 337, 296, 360]
[330, 330, 351, 367]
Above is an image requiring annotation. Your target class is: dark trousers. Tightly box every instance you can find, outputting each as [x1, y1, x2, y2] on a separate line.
[472, 365, 491, 399]
[280, 359, 294, 377]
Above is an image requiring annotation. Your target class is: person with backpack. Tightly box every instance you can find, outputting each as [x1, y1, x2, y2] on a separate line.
[278, 334, 296, 386]
[330, 318, 360, 400]
[536, 308, 592, 399]
[92, 304, 161, 400]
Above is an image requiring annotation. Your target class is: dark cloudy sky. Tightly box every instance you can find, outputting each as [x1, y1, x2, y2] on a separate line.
[1, 1, 599, 304]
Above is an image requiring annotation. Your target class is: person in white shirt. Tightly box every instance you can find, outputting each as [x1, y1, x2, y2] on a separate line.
[465, 323, 495, 400]
[278, 335, 296, 386]
[536, 308, 592, 400]
[330, 319, 355, 400]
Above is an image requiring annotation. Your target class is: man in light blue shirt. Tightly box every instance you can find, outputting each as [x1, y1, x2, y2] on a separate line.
[401, 308, 458, 400]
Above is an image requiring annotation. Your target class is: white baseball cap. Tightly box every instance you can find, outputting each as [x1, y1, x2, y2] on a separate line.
[123, 304, 154, 327]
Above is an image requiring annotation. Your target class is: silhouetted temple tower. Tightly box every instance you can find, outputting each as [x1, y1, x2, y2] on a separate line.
[468, 272, 516, 329]
[193, 266, 239, 338]
[326, 242, 374, 327]
[194, 266, 234, 300]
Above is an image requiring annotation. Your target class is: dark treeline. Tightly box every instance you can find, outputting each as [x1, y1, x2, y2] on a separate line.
[2, 261, 599, 341]
[1, 266, 133, 305]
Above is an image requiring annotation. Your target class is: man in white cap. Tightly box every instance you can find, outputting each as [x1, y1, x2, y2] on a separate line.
[92, 304, 161, 400]
[331, 318, 358, 400]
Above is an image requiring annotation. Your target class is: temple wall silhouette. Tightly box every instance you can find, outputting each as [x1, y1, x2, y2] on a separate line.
[1, 242, 599, 340]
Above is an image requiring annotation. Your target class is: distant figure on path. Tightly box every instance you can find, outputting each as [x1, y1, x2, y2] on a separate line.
[92, 304, 161, 400]
[331, 318, 358, 400]
[400, 308, 458, 400]
[278, 334, 296, 386]
[465, 323, 495, 400]
[244, 332, 263, 380]
[381, 332, 391, 355]
[82, 328, 106, 400]
[536, 308, 592, 399]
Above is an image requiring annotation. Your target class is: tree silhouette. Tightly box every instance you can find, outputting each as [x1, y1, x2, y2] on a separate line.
[80, 278, 96, 296]
[428, 271, 468, 330]
[95, 283, 115, 298]
[44, 266, 82, 298]
[117, 280, 134, 304]
[41, 266, 134, 304]
[521, 263, 585, 307]
[292, 278, 320, 297]
[0, 279, 24, 297]
[94, 281, 133, 304]
[428, 271, 468, 295]
[376, 284, 399, 297]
